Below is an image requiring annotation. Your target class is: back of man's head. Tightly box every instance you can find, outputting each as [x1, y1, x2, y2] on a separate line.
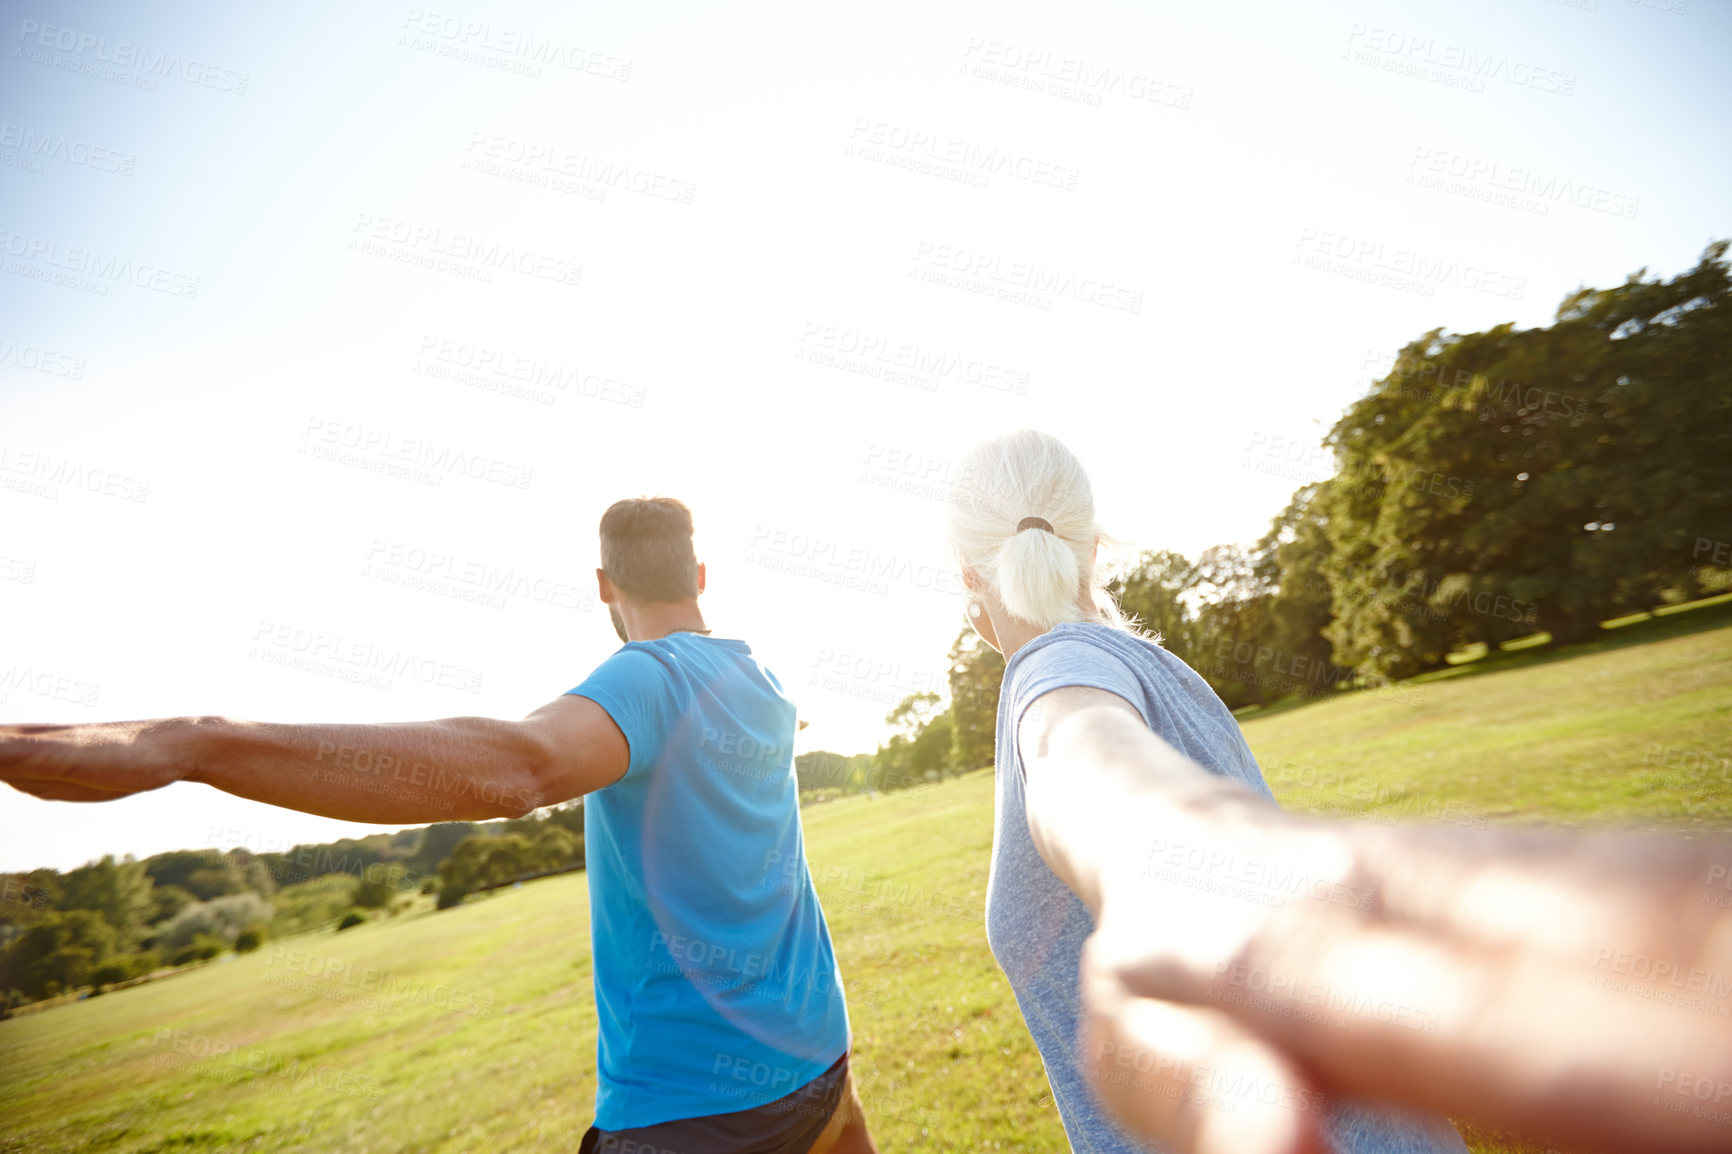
[600, 497, 699, 602]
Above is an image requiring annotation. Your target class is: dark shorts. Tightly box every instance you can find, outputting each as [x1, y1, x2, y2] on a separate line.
[579, 1052, 851, 1154]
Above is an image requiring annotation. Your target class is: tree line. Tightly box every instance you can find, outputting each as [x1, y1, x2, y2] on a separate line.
[0, 802, 585, 1012]
[801, 241, 1732, 790]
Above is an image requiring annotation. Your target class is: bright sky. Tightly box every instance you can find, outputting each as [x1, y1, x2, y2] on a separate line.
[2, 0, 1726, 872]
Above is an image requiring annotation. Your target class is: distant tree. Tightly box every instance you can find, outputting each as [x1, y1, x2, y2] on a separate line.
[169, 934, 227, 966]
[1319, 241, 1732, 674]
[532, 826, 580, 872]
[159, 893, 273, 950]
[58, 855, 155, 950]
[145, 884, 196, 928]
[145, 849, 246, 900]
[795, 751, 853, 793]
[408, 822, 480, 877]
[0, 911, 118, 999]
[352, 874, 398, 910]
[1109, 550, 1199, 661]
[946, 627, 1003, 772]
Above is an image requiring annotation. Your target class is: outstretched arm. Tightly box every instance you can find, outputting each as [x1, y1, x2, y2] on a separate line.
[1020, 687, 1732, 1154]
[0, 694, 628, 823]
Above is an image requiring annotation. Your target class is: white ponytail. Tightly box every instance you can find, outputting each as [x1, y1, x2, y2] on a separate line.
[994, 523, 1081, 626]
[945, 429, 1130, 632]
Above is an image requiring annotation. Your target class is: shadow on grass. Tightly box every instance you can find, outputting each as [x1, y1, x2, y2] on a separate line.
[1411, 595, 1732, 689]
[1233, 596, 1732, 723]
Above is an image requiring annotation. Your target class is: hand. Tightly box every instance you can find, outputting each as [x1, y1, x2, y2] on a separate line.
[0, 719, 197, 802]
[1076, 803, 1732, 1154]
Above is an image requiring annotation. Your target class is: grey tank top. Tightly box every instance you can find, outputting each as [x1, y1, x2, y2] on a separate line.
[986, 623, 1468, 1153]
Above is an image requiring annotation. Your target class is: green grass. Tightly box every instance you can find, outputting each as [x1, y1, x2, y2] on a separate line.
[4, 608, 1730, 1152]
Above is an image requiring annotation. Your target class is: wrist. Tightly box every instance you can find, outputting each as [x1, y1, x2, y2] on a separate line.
[170, 715, 231, 785]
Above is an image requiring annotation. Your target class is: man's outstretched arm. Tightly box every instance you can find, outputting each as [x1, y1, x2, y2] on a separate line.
[0, 695, 628, 823]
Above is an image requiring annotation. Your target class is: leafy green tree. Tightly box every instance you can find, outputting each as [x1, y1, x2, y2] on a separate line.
[796, 751, 853, 793]
[158, 893, 273, 950]
[0, 911, 118, 999]
[946, 627, 1003, 772]
[1109, 551, 1199, 662]
[1320, 241, 1731, 674]
[58, 855, 154, 950]
[532, 826, 580, 871]
[146, 884, 196, 927]
[409, 822, 481, 877]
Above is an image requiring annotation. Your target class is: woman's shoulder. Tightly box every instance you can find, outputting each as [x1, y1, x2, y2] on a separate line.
[1013, 621, 1163, 668]
[1005, 622, 1171, 699]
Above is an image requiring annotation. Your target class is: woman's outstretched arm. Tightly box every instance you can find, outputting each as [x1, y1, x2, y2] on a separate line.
[1020, 686, 1732, 1154]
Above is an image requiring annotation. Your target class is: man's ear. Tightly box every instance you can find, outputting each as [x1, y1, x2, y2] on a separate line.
[695, 562, 707, 595]
[597, 569, 616, 604]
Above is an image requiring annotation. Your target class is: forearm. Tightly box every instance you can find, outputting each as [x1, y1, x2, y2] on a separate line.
[183, 715, 548, 822]
[1023, 700, 1283, 915]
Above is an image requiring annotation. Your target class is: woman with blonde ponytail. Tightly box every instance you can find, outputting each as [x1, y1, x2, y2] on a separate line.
[947, 430, 1467, 1154]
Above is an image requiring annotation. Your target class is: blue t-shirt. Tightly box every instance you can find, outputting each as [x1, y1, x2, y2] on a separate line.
[989, 623, 1468, 1153]
[568, 633, 849, 1130]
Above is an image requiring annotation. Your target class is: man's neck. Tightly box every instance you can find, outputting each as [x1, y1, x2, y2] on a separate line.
[622, 600, 710, 642]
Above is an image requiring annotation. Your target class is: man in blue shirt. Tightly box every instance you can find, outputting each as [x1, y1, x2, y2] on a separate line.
[568, 497, 871, 1152]
[0, 496, 875, 1154]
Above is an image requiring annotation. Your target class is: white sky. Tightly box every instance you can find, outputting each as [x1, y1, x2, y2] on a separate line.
[2, 0, 1726, 871]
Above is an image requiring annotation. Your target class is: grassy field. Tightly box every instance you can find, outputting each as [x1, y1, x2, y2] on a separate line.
[3, 607, 1730, 1153]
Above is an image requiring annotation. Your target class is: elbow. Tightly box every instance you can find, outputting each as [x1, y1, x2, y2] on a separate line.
[493, 722, 554, 819]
